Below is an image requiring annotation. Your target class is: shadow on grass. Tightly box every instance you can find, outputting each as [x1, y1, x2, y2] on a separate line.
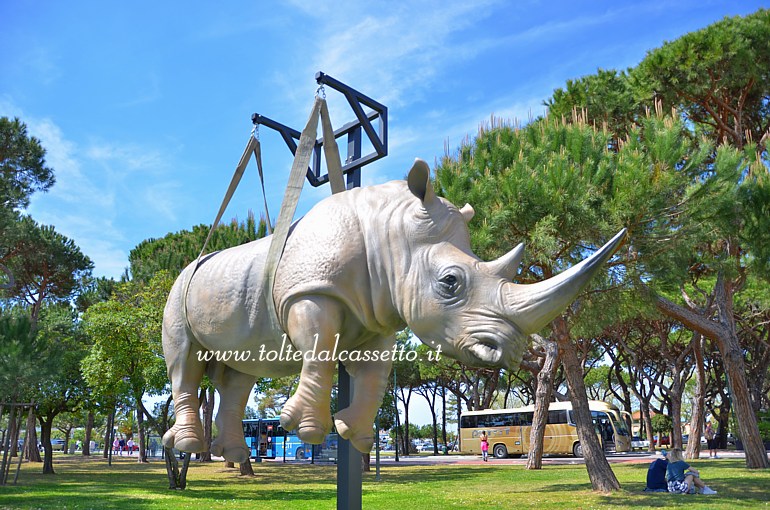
[4, 455, 769, 509]
[2, 457, 337, 509]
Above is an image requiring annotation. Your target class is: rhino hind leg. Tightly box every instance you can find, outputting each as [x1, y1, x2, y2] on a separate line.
[334, 335, 395, 453]
[279, 296, 343, 444]
[161, 306, 206, 453]
[210, 365, 256, 463]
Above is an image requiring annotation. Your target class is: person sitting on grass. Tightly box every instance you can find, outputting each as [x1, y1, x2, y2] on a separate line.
[644, 449, 669, 492]
[666, 447, 718, 495]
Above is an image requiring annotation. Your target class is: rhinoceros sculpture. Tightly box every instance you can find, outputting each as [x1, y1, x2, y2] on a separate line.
[161, 159, 625, 461]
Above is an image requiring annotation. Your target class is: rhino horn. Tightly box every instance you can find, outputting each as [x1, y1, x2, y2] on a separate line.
[503, 229, 627, 334]
[484, 243, 525, 280]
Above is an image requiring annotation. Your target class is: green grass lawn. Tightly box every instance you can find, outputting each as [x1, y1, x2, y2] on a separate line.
[1, 454, 769, 509]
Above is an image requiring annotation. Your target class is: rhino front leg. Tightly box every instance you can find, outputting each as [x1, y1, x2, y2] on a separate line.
[334, 335, 396, 453]
[280, 296, 344, 444]
[209, 364, 257, 463]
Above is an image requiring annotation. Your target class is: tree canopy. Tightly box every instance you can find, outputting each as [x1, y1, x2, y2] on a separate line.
[0, 116, 55, 211]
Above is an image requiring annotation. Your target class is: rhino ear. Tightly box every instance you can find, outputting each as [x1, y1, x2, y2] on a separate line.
[459, 203, 475, 223]
[407, 159, 437, 206]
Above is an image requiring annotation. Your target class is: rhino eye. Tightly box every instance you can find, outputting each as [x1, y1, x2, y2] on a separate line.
[440, 274, 458, 287]
[436, 271, 463, 300]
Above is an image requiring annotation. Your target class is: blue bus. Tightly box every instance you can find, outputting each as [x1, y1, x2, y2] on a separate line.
[242, 418, 339, 462]
[242, 418, 307, 460]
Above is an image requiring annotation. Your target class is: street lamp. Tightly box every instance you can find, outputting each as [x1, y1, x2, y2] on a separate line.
[393, 367, 399, 462]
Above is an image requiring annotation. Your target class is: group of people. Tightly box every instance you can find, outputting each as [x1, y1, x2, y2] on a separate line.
[112, 436, 135, 456]
[480, 426, 720, 495]
[646, 447, 718, 495]
[644, 421, 722, 495]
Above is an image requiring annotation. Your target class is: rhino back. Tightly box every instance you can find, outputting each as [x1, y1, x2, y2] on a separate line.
[180, 236, 283, 351]
[274, 184, 410, 338]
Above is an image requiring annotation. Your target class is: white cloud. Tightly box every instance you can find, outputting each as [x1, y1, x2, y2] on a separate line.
[85, 141, 167, 173]
[0, 100, 182, 279]
[24, 118, 117, 213]
[306, 0, 502, 109]
[115, 73, 162, 108]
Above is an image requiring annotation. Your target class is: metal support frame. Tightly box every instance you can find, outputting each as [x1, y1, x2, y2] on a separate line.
[251, 72, 388, 510]
[252, 71, 387, 189]
[337, 365, 362, 509]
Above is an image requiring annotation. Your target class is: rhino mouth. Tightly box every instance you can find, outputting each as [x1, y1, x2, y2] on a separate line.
[468, 341, 503, 365]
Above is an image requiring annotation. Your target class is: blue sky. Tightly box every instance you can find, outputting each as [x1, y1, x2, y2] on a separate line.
[1, 0, 766, 282]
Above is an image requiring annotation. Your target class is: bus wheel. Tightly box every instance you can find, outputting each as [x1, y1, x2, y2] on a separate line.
[493, 444, 508, 459]
[295, 447, 305, 460]
[573, 443, 583, 458]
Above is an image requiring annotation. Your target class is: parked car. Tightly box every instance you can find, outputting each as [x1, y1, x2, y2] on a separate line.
[416, 441, 435, 452]
[51, 439, 66, 451]
[681, 434, 709, 446]
[631, 436, 650, 450]
[652, 435, 670, 446]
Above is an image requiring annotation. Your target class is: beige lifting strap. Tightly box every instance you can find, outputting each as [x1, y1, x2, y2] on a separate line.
[262, 96, 345, 331]
[183, 96, 345, 333]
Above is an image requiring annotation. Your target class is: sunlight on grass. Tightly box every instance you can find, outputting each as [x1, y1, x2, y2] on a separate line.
[0, 455, 769, 509]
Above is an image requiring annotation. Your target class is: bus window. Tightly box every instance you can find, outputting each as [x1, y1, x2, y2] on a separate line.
[592, 411, 614, 443]
[460, 415, 477, 429]
[613, 415, 630, 436]
[487, 413, 514, 427]
[547, 410, 568, 424]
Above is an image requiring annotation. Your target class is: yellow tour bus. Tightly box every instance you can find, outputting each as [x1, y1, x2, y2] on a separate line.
[460, 400, 631, 458]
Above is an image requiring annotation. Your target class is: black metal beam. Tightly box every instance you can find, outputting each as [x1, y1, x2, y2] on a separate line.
[252, 71, 387, 188]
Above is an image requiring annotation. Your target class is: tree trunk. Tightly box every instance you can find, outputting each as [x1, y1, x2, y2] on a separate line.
[656, 279, 770, 468]
[640, 402, 655, 453]
[61, 428, 71, 456]
[441, 385, 448, 450]
[136, 396, 148, 463]
[38, 415, 55, 475]
[102, 410, 113, 459]
[558, 329, 621, 491]
[24, 407, 42, 462]
[83, 410, 94, 457]
[429, 393, 439, 455]
[669, 378, 684, 449]
[8, 410, 20, 458]
[686, 333, 706, 460]
[716, 399, 731, 449]
[239, 459, 255, 476]
[526, 336, 559, 470]
[401, 389, 411, 456]
[456, 393, 462, 452]
[200, 386, 214, 462]
[721, 328, 768, 467]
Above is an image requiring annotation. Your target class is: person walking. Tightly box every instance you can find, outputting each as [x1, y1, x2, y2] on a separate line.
[704, 422, 718, 458]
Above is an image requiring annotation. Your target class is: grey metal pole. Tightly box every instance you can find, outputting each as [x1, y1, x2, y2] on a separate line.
[375, 411, 381, 482]
[337, 362, 362, 510]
